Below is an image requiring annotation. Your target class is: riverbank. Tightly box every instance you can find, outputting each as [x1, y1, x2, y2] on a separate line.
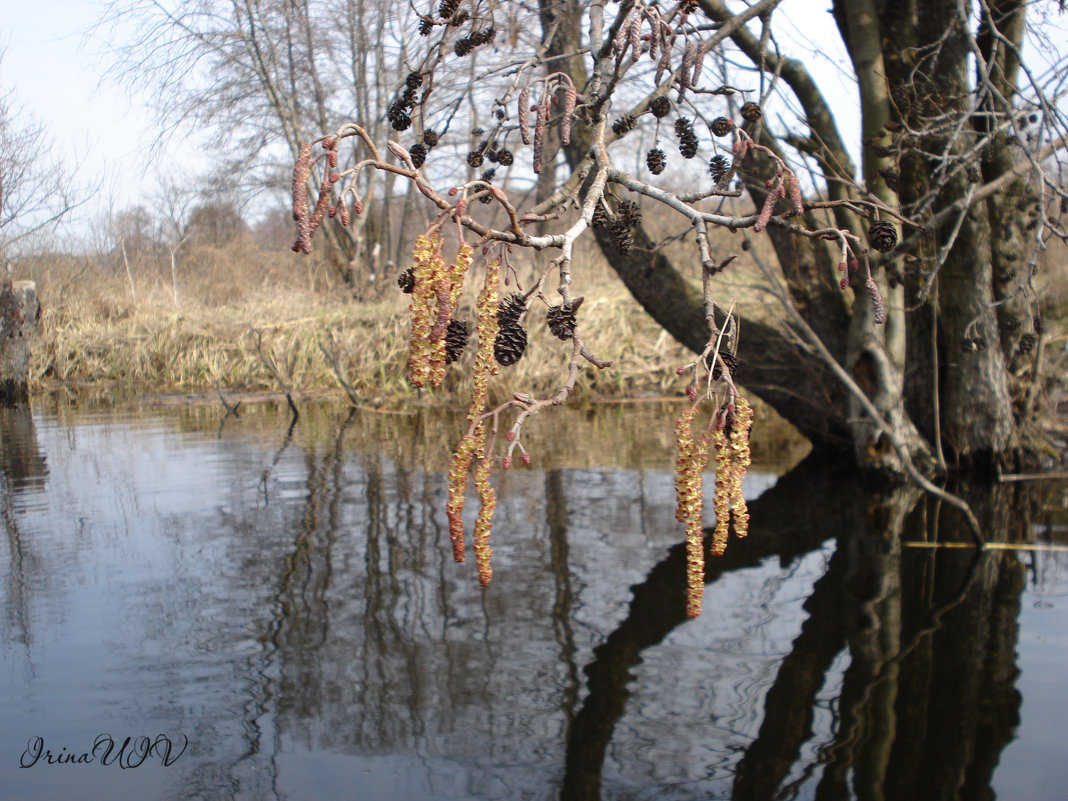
[25, 263, 698, 407]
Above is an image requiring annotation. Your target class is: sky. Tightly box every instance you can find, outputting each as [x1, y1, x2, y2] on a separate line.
[3, 1, 1064, 250]
[0, 0, 208, 243]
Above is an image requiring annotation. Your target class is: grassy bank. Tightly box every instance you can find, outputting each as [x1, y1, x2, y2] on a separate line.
[21, 248, 699, 407]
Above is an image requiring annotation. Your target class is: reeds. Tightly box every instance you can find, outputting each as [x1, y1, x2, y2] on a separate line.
[20, 252, 696, 404]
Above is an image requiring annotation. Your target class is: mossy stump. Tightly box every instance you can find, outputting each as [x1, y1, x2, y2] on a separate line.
[0, 280, 39, 403]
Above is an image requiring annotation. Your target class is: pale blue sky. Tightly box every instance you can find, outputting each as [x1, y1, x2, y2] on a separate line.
[1, 0, 206, 241]
[3, 0, 1064, 248]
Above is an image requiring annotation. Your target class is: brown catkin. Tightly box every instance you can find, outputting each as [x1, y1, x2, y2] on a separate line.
[518, 86, 531, 145]
[614, 9, 634, 54]
[292, 143, 312, 222]
[786, 171, 804, 215]
[533, 91, 549, 174]
[561, 84, 577, 145]
[655, 30, 674, 85]
[691, 42, 707, 88]
[753, 186, 780, 232]
[628, 11, 642, 61]
[866, 277, 887, 324]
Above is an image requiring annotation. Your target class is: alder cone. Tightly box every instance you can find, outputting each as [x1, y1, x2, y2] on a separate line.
[646, 148, 666, 175]
[409, 143, 427, 168]
[709, 155, 728, 182]
[497, 293, 526, 325]
[444, 319, 469, 364]
[494, 322, 528, 366]
[710, 117, 734, 137]
[547, 299, 582, 340]
[740, 102, 762, 122]
[397, 268, 415, 293]
[650, 96, 671, 118]
[612, 114, 637, 136]
[867, 220, 898, 253]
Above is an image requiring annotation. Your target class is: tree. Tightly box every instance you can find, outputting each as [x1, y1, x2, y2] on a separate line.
[0, 59, 90, 260]
[284, 0, 1064, 608]
[101, 0, 463, 289]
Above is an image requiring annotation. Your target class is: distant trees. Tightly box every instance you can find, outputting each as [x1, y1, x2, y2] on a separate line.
[101, 0, 444, 288]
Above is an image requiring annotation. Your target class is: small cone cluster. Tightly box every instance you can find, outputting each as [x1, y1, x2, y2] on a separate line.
[674, 396, 754, 617]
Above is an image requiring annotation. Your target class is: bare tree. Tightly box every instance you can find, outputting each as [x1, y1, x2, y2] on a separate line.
[0, 58, 91, 259]
[99, 0, 448, 288]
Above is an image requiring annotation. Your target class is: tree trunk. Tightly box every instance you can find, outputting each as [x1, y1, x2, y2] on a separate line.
[0, 280, 39, 403]
[538, 0, 1027, 474]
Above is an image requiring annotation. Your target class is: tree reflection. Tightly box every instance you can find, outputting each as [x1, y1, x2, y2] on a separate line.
[560, 461, 1037, 801]
[0, 403, 47, 649]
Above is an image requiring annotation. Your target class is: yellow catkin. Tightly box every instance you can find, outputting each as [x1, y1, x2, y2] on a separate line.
[472, 453, 496, 586]
[446, 423, 485, 562]
[406, 232, 444, 387]
[427, 241, 474, 387]
[674, 408, 697, 522]
[468, 258, 501, 427]
[685, 431, 714, 618]
[729, 397, 753, 539]
[711, 429, 731, 556]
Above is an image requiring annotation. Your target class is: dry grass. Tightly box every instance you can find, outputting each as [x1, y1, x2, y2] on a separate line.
[17, 238, 700, 407]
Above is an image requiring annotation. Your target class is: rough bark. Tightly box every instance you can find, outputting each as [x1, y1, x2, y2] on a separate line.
[0, 280, 38, 404]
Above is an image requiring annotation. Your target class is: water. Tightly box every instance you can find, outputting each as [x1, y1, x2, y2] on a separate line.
[1, 400, 1066, 801]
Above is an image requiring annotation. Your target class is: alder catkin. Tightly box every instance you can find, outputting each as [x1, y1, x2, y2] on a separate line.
[518, 86, 531, 145]
[866, 277, 887, 324]
[292, 143, 312, 222]
[560, 84, 577, 145]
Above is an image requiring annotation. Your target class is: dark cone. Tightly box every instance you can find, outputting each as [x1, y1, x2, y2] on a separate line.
[679, 133, 699, 159]
[710, 117, 734, 137]
[650, 96, 671, 118]
[647, 148, 666, 175]
[497, 293, 526, 325]
[675, 118, 699, 158]
[740, 102, 762, 122]
[494, 322, 528, 366]
[496, 148, 514, 166]
[409, 143, 427, 168]
[388, 104, 412, 131]
[592, 203, 611, 231]
[709, 155, 728, 182]
[867, 220, 898, 253]
[547, 298, 582, 340]
[422, 129, 439, 148]
[709, 350, 738, 380]
[617, 200, 642, 228]
[609, 220, 634, 254]
[1018, 333, 1036, 354]
[398, 268, 415, 294]
[445, 319, 469, 364]
[612, 114, 637, 136]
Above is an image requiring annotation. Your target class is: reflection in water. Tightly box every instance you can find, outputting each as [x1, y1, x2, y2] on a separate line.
[0, 401, 1065, 801]
[1, 403, 48, 651]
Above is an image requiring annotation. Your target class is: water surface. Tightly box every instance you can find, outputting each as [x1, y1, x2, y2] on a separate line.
[1, 400, 1065, 800]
